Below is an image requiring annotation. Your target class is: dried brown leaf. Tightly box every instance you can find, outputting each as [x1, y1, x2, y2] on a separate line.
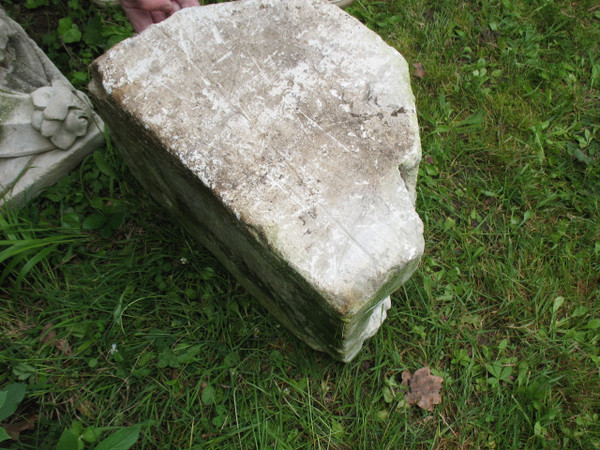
[412, 62, 426, 79]
[40, 323, 56, 345]
[54, 339, 72, 356]
[2, 319, 34, 339]
[402, 366, 444, 411]
[1, 414, 39, 440]
[39, 323, 71, 355]
[75, 398, 94, 417]
[62, 380, 96, 418]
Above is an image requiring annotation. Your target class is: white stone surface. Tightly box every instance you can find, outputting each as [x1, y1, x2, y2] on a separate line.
[0, 7, 104, 208]
[90, 0, 424, 361]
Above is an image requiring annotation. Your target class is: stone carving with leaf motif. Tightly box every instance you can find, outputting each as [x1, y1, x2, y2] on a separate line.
[0, 6, 103, 207]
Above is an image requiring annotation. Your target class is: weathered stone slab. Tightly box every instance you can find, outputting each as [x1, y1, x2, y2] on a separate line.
[89, 0, 424, 361]
[0, 7, 104, 208]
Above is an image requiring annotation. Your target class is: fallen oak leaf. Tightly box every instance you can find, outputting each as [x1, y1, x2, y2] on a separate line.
[412, 62, 426, 79]
[402, 367, 444, 411]
[63, 380, 96, 418]
[54, 338, 72, 356]
[1, 414, 39, 440]
[39, 323, 72, 356]
[3, 320, 34, 339]
[75, 397, 94, 417]
[40, 323, 56, 345]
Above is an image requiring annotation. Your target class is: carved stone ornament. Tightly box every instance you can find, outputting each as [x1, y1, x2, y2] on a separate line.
[0, 6, 104, 207]
[30, 80, 93, 150]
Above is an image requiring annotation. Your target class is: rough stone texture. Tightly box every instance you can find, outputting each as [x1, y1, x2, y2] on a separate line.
[0, 7, 104, 208]
[89, 0, 424, 361]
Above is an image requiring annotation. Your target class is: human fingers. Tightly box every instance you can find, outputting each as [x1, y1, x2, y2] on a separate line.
[120, 0, 173, 14]
[121, 7, 153, 32]
[150, 10, 168, 23]
[175, 0, 200, 9]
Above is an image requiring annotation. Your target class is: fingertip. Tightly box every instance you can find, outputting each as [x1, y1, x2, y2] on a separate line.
[150, 10, 168, 22]
[178, 0, 200, 8]
[159, 2, 173, 14]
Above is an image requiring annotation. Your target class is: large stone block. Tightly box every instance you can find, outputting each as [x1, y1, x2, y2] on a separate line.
[89, 0, 424, 361]
[0, 7, 104, 208]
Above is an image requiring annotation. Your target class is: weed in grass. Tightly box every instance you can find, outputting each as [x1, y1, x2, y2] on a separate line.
[1, 0, 600, 447]
[0, 382, 141, 448]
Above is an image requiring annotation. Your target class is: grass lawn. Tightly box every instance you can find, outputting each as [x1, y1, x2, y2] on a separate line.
[1, 0, 599, 447]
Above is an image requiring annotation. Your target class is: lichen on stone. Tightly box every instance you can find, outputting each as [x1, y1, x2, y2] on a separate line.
[0, 19, 15, 63]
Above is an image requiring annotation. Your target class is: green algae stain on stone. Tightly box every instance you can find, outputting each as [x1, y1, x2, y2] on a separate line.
[0, 94, 21, 143]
